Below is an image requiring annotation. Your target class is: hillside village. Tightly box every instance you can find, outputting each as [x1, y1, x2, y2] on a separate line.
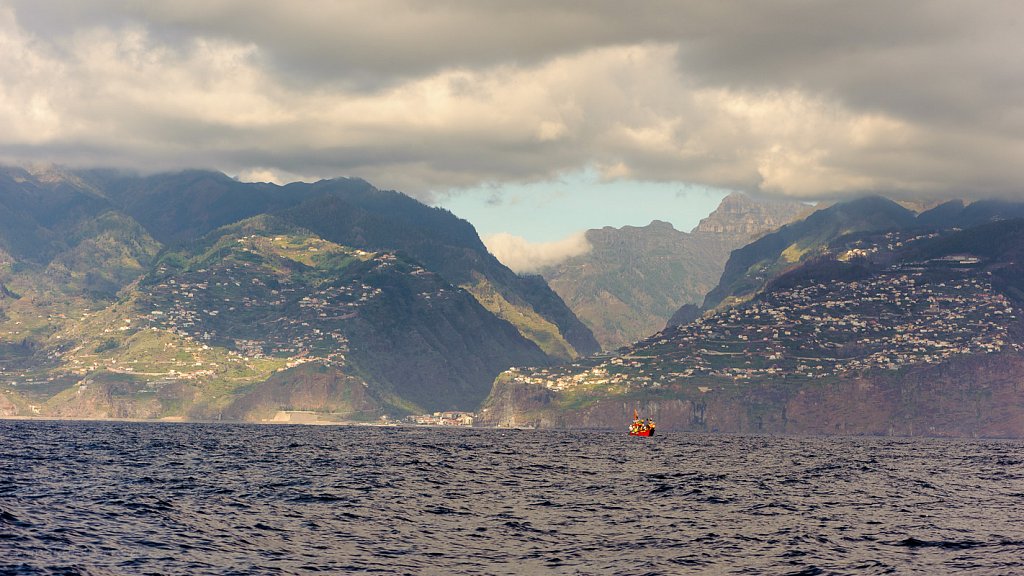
[505, 251, 1020, 393]
[138, 236, 453, 365]
[18, 236, 462, 389]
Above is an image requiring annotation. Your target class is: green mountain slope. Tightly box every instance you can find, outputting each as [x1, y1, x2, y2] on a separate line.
[45, 211, 162, 299]
[276, 189, 599, 359]
[0, 165, 594, 420]
[86, 170, 598, 359]
[138, 218, 550, 413]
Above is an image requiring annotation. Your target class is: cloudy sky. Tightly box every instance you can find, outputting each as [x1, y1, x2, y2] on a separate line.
[2, 1, 1023, 253]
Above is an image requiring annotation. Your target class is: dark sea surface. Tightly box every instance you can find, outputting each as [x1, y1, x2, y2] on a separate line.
[1, 421, 1022, 575]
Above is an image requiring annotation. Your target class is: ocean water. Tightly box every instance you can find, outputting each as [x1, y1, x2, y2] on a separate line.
[1, 421, 1022, 575]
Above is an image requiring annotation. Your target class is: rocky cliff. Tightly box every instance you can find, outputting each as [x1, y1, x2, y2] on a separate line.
[693, 192, 813, 236]
[480, 353, 1024, 437]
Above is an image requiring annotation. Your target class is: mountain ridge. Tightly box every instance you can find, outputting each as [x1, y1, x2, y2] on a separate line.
[0, 165, 596, 420]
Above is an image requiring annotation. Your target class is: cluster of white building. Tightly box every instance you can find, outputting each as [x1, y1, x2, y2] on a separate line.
[507, 260, 1019, 391]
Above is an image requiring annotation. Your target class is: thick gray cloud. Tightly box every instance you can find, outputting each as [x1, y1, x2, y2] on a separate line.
[1, 0, 1022, 199]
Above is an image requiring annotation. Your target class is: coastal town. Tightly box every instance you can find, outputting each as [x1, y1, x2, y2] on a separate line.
[406, 411, 475, 426]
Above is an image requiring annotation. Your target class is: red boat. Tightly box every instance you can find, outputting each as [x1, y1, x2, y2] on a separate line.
[628, 409, 656, 436]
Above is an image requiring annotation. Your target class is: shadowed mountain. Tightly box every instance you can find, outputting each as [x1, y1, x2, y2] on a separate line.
[137, 216, 550, 414]
[700, 195, 1024, 316]
[916, 198, 1024, 230]
[701, 196, 917, 311]
[0, 166, 115, 264]
[278, 189, 598, 359]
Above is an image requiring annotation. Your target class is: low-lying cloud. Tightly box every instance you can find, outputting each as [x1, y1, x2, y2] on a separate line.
[1, 1, 1023, 201]
[484, 231, 592, 274]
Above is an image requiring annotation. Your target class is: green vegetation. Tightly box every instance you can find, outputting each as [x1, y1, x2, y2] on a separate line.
[94, 339, 118, 353]
[781, 242, 810, 263]
[464, 276, 577, 360]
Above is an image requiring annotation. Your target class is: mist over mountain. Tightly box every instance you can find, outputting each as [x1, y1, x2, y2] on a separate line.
[0, 165, 596, 421]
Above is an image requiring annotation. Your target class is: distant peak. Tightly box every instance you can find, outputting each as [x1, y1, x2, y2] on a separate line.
[719, 191, 755, 205]
[592, 220, 677, 235]
[646, 220, 676, 230]
[693, 192, 806, 236]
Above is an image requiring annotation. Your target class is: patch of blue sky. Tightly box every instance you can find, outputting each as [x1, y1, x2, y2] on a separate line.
[435, 168, 730, 242]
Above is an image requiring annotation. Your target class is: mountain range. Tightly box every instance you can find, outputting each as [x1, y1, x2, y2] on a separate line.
[0, 165, 597, 421]
[481, 197, 1024, 437]
[7, 164, 1024, 437]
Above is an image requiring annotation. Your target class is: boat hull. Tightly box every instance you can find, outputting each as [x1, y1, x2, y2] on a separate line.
[628, 429, 654, 437]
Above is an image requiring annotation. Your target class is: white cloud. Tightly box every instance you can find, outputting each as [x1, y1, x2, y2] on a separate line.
[0, 1, 1023, 201]
[234, 167, 317, 185]
[0, 7, 63, 144]
[483, 231, 592, 273]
